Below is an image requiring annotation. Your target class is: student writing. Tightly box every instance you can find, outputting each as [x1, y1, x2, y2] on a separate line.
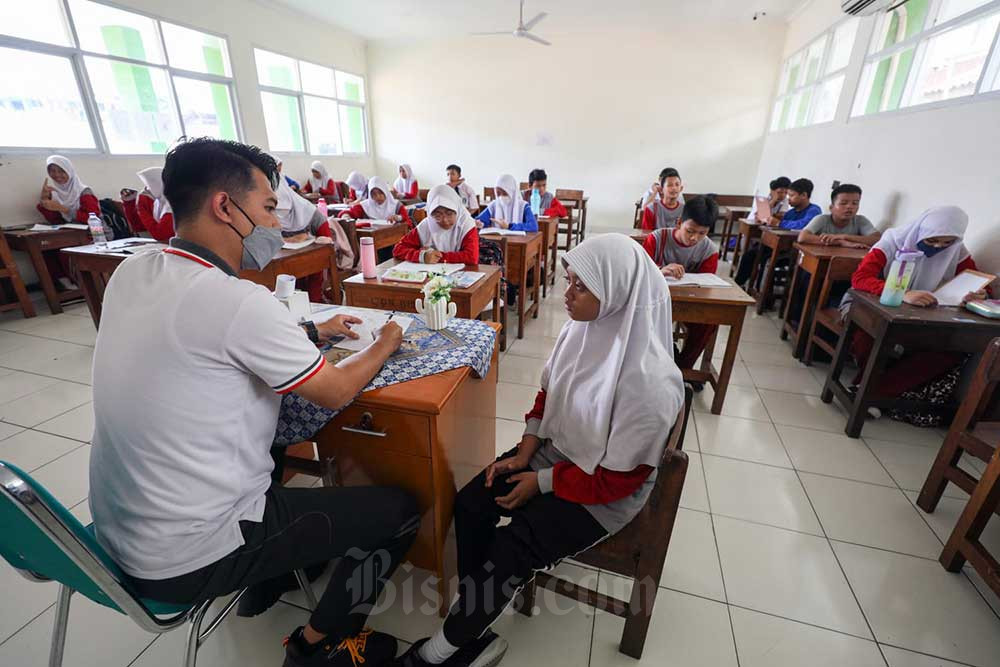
[345, 170, 368, 202]
[339, 177, 412, 227]
[392, 185, 479, 265]
[301, 161, 341, 202]
[477, 173, 538, 232]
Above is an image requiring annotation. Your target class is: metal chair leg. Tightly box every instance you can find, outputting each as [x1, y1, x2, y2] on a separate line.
[294, 569, 319, 611]
[183, 599, 212, 667]
[48, 584, 73, 667]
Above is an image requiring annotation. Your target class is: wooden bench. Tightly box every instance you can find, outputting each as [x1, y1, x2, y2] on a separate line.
[803, 256, 857, 365]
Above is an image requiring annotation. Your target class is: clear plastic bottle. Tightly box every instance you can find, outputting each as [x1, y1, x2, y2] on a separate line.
[87, 213, 107, 248]
[879, 251, 921, 306]
[530, 188, 542, 216]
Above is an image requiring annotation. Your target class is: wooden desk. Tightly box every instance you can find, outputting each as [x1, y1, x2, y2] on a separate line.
[64, 240, 339, 328]
[355, 222, 409, 253]
[752, 228, 799, 315]
[504, 232, 543, 339]
[821, 291, 1000, 438]
[671, 285, 755, 414]
[729, 220, 762, 279]
[315, 321, 500, 616]
[342, 261, 503, 336]
[780, 244, 867, 359]
[536, 217, 559, 297]
[719, 207, 751, 262]
[5, 227, 91, 314]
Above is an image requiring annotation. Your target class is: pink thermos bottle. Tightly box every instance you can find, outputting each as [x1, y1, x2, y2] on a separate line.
[360, 237, 377, 279]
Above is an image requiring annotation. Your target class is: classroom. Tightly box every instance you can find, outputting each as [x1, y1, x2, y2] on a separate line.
[2, 0, 1000, 665]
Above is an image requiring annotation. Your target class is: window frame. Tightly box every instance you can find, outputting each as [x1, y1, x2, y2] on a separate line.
[769, 17, 860, 134]
[0, 0, 243, 155]
[252, 45, 371, 157]
[849, 0, 1000, 119]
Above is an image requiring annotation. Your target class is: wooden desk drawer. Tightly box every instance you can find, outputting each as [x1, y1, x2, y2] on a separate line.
[328, 404, 431, 458]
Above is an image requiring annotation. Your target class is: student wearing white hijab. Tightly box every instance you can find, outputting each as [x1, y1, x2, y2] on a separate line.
[339, 177, 412, 228]
[345, 171, 368, 202]
[391, 163, 418, 200]
[121, 167, 175, 243]
[37, 155, 100, 224]
[301, 160, 341, 202]
[844, 206, 991, 425]
[395, 234, 685, 667]
[392, 185, 479, 265]
[476, 173, 538, 232]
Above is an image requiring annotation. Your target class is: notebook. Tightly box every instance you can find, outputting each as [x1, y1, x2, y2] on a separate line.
[392, 261, 464, 276]
[664, 273, 731, 288]
[932, 270, 995, 307]
[480, 228, 527, 237]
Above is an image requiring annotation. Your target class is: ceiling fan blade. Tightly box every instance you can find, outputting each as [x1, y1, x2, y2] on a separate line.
[523, 11, 548, 31]
[470, 31, 512, 36]
[522, 32, 551, 46]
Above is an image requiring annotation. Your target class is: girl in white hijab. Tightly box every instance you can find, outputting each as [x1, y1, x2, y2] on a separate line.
[339, 177, 412, 230]
[302, 160, 341, 202]
[37, 155, 100, 224]
[391, 163, 418, 200]
[345, 171, 368, 202]
[392, 185, 479, 265]
[476, 173, 538, 232]
[396, 233, 685, 667]
[120, 167, 176, 243]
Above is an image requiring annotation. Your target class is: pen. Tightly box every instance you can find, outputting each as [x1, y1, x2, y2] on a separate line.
[387, 311, 395, 321]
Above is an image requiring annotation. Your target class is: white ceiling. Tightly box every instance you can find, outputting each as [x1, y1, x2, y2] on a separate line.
[271, 0, 806, 41]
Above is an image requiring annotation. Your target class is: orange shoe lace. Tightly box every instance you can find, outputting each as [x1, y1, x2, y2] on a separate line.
[336, 627, 374, 666]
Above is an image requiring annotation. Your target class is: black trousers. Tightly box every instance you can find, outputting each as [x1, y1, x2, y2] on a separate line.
[130, 485, 420, 640]
[441, 450, 608, 647]
[735, 245, 772, 288]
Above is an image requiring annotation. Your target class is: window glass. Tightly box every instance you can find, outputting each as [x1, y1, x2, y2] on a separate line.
[303, 96, 341, 154]
[70, 0, 165, 64]
[803, 38, 826, 84]
[936, 0, 994, 24]
[300, 61, 336, 97]
[260, 91, 303, 152]
[161, 22, 231, 76]
[811, 74, 845, 124]
[339, 105, 366, 153]
[871, 0, 931, 52]
[826, 19, 859, 74]
[173, 77, 238, 140]
[255, 48, 299, 90]
[907, 12, 1000, 106]
[0, 0, 73, 46]
[336, 71, 366, 103]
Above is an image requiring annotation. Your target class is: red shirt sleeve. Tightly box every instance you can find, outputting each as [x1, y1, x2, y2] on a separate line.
[642, 232, 657, 262]
[440, 227, 479, 264]
[852, 248, 888, 295]
[698, 252, 719, 275]
[320, 179, 336, 197]
[137, 194, 174, 243]
[640, 206, 655, 231]
[122, 198, 143, 233]
[551, 463, 655, 505]
[525, 389, 546, 422]
[392, 227, 423, 262]
[75, 193, 101, 223]
[301, 182, 313, 194]
[339, 204, 367, 219]
[397, 204, 413, 229]
[544, 199, 568, 218]
[315, 220, 333, 239]
[406, 181, 419, 199]
[349, 188, 357, 200]
[36, 203, 62, 223]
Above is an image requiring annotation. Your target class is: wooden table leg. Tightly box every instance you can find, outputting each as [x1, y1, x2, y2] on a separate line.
[28, 245, 63, 314]
[780, 261, 802, 341]
[492, 279, 505, 352]
[0, 239, 35, 318]
[531, 251, 541, 319]
[792, 263, 824, 359]
[755, 244, 781, 315]
[711, 315, 744, 414]
[517, 267, 527, 339]
[939, 451, 1000, 576]
[720, 214, 734, 262]
[77, 269, 103, 328]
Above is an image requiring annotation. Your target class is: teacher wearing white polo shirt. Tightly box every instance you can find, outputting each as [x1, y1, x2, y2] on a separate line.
[89, 138, 418, 667]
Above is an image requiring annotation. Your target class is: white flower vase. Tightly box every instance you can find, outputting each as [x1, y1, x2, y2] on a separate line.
[415, 297, 457, 330]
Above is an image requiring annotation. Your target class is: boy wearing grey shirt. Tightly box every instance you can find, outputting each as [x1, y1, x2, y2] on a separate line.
[798, 184, 880, 248]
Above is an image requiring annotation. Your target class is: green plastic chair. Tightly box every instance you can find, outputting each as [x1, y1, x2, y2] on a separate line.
[0, 461, 318, 667]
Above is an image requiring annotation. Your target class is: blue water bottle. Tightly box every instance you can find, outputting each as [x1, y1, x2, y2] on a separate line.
[530, 188, 542, 215]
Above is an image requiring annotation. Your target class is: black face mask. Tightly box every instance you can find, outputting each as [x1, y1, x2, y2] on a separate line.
[226, 198, 284, 271]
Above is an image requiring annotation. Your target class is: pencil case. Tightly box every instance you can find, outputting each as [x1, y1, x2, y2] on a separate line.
[965, 300, 1000, 319]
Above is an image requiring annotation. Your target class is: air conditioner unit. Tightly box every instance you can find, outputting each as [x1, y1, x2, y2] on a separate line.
[841, 0, 910, 16]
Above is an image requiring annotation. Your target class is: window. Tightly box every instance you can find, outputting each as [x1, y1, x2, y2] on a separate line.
[0, 0, 239, 152]
[254, 48, 369, 155]
[770, 18, 860, 132]
[853, 0, 1000, 116]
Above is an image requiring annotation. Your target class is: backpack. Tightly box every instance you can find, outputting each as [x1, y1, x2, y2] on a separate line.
[478, 237, 511, 304]
[99, 198, 131, 241]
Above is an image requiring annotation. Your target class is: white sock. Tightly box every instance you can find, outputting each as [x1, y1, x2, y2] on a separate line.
[418, 629, 459, 664]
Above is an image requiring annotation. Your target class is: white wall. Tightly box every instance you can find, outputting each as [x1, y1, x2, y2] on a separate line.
[0, 0, 373, 228]
[755, 0, 1000, 272]
[368, 21, 787, 231]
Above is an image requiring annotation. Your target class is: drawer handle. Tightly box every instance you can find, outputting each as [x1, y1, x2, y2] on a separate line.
[341, 412, 387, 437]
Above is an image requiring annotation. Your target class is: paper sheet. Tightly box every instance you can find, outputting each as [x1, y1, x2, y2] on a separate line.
[282, 238, 315, 250]
[310, 306, 414, 351]
[392, 261, 464, 276]
[61, 223, 90, 230]
[449, 271, 486, 288]
[933, 270, 995, 306]
[665, 273, 732, 288]
[29, 224, 58, 231]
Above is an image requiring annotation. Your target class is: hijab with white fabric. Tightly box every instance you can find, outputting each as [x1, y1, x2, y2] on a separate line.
[393, 163, 414, 195]
[308, 161, 330, 192]
[872, 205, 970, 292]
[272, 158, 321, 234]
[536, 234, 684, 474]
[136, 167, 172, 221]
[346, 171, 368, 198]
[360, 177, 399, 220]
[489, 173, 528, 224]
[416, 185, 476, 252]
[46, 155, 89, 222]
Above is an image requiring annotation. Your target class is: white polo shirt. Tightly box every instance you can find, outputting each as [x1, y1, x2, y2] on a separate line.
[89, 240, 326, 580]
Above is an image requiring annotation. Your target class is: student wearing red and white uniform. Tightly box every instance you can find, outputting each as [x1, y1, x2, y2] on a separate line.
[640, 167, 684, 231]
[36, 155, 100, 289]
[393, 234, 684, 667]
[392, 185, 479, 265]
[843, 206, 991, 425]
[644, 196, 720, 377]
[521, 168, 569, 218]
[345, 171, 368, 202]
[122, 167, 175, 243]
[391, 163, 418, 200]
[339, 177, 412, 228]
[301, 161, 341, 202]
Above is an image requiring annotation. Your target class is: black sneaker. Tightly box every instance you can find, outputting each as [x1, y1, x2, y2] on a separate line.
[391, 638, 432, 667]
[283, 627, 398, 667]
[689, 381, 705, 393]
[238, 563, 328, 618]
[449, 631, 509, 667]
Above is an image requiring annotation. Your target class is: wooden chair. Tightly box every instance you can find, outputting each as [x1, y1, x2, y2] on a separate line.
[337, 182, 351, 201]
[555, 189, 584, 251]
[802, 257, 857, 365]
[519, 181, 531, 193]
[931, 339, 1000, 599]
[0, 233, 36, 319]
[515, 385, 693, 659]
[633, 199, 644, 229]
[412, 208, 427, 224]
[482, 187, 496, 204]
[918, 338, 1000, 515]
[418, 188, 429, 202]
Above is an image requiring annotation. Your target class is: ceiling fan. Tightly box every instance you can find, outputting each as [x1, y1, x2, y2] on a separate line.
[471, 0, 551, 46]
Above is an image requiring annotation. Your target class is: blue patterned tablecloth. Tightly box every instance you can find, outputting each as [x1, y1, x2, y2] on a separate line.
[274, 315, 497, 445]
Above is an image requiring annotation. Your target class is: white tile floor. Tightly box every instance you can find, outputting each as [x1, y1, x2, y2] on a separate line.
[1, 257, 999, 667]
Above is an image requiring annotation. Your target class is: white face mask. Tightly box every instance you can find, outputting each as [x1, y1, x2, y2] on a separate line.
[498, 195, 511, 207]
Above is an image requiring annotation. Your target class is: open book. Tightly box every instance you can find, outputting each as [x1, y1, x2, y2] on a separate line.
[392, 261, 465, 276]
[311, 306, 414, 352]
[664, 273, 732, 288]
[932, 270, 995, 307]
[480, 228, 527, 237]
